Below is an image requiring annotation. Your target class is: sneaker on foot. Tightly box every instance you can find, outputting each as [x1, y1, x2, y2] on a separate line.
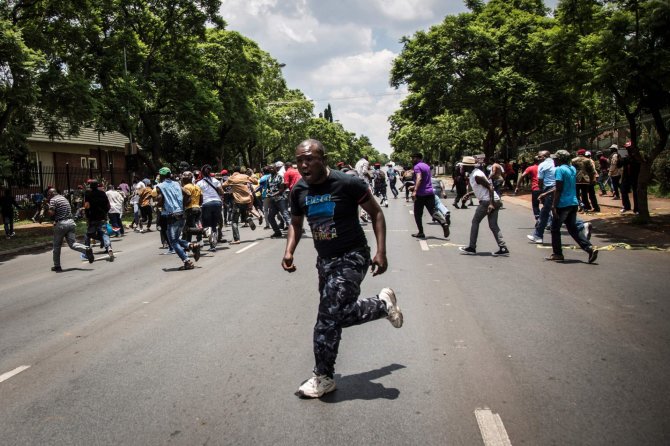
[107, 249, 114, 262]
[229, 240, 241, 245]
[588, 249, 598, 264]
[85, 247, 95, 263]
[179, 260, 195, 270]
[270, 232, 283, 239]
[545, 253, 564, 261]
[51, 266, 63, 272]
[411, 232, 426, 239]
[258, 215, 263, 225]
[297, 374, 336, 398]
[526, 234, 543, 244]
[459, 246, 476, 255]
[247, 217, 256, 231]
[442, 224, 450, 238]
[492, 247, 510, 256]
[379, 288, 403, 328]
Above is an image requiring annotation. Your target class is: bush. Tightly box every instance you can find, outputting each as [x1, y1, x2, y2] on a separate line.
[652, 151, 670, 195]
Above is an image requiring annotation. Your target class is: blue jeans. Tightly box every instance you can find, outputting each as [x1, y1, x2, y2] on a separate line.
[531, 190, 541, 220]
[166, 215, 190, 262]
[551, 205, 592, 256]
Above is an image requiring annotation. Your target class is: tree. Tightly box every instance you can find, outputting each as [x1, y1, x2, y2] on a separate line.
[557, 0, 670, 222]
[92, 0, 225, 171]
[1, 0, 101, 177]
[390, 0, 558, 158]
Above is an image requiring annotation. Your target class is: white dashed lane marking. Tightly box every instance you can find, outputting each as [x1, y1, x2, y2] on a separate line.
[419, 240, 429, 251]
[0, 365, 30, 383]
[475, 408, 512, 446]
[235, 242, 259, 254]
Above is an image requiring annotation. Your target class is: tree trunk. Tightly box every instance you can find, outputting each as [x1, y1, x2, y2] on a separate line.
[139, 112, 161, 172]
[636, 160, 652, 223]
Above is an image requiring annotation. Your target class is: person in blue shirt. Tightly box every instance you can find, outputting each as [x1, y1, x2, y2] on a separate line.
[155, 167, 200, 270]
[527, 150, 555, 243]
[547, 150, 598, 264]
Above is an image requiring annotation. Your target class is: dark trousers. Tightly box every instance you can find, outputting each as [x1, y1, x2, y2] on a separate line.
[108, 213, 124, 235]
[413, 194, 445, 233]
[454, 181, 467, 205]
[577, 184, 600, 211]
[268, 198, 290, 234]
[231, 202, 251, 241]
[550, 205, 592, 256]
[389, 180, 398, 198]
[621, 181, 638, 212]
[140, 205, 153, 229]
[610, 175, 621, 198]
[533, 188, 554, 238]
[182, 207, 202, 242]
[313, 248, 388, 378]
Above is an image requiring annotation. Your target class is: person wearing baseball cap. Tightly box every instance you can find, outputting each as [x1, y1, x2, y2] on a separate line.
[547, 150, 598, 264]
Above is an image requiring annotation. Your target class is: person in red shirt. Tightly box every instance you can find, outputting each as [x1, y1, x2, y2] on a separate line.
[515, 156, 541, 220]
[283, 161, 302, 191]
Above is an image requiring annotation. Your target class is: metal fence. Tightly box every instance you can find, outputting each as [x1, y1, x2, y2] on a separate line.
[2, 164, 133, 211]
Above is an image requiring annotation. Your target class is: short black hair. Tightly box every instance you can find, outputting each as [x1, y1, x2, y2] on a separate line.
[411, 152, 423, 159]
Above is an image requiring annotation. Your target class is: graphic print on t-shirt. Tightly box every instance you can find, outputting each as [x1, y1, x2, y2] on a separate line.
[305, 194, 336, 241]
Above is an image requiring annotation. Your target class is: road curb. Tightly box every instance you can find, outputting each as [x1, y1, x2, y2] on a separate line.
[0, 242, 52, 258]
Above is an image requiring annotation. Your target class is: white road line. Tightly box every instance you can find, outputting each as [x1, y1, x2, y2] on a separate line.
[236, 242, 259, 254]
[419, 240, 429, 251]
[0, 365, 30, 383]
[475, 408, 512, 446]
[409, 210, 414, 215]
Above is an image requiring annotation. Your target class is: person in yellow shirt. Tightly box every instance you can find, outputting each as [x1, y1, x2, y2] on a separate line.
[180, 171, 203, 243]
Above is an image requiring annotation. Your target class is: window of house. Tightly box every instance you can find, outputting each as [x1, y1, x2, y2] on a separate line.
[81, 157, 97, 169]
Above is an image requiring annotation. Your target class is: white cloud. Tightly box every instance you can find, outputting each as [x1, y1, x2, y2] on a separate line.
[309, 50, 396, 87]
[218, 0, 471, 154]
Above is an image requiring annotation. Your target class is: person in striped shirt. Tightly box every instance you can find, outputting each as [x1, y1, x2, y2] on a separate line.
[47, 189, 94, 272]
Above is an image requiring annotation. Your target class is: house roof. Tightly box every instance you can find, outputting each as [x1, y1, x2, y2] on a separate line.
[27, 127, 130, 149]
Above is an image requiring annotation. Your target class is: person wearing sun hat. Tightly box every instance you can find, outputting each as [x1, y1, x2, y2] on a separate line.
[547, 150, 598, 264]
[458, 156, 509, 256]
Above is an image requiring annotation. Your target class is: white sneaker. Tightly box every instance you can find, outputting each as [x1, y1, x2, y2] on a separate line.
[297, 374, 336, 398]
[526, 234, 543, 244]
[379, 288, 403, 328]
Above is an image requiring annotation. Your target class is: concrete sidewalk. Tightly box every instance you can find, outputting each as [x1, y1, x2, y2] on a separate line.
[503, 191, 670, 248]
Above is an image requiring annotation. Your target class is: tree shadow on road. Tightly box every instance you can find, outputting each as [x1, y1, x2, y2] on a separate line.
[318, 363, 406, 403]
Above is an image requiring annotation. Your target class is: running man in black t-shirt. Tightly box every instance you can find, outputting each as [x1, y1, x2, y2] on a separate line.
[282, 139, 403, 399]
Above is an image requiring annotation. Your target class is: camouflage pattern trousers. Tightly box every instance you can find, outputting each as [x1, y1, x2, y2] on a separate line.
[313, 248, 389, 378]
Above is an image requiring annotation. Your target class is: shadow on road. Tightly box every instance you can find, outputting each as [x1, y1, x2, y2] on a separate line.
[319, 363, 406, 403]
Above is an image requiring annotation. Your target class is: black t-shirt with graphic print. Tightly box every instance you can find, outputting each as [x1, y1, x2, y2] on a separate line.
[290, 169, 371, 258]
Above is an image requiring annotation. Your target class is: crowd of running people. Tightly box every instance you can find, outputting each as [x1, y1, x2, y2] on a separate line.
[0, 141, 617, 271]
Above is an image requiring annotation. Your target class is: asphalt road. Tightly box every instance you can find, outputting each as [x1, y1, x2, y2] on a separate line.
[1, 195, 669, 445]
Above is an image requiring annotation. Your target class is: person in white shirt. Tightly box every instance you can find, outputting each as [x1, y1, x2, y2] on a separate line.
[106, 185, 125, 236]
[458, 156, 509, 256]
[196, 164, 225, 251]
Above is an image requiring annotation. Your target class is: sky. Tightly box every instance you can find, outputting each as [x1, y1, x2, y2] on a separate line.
[218, 0, 558, 156]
